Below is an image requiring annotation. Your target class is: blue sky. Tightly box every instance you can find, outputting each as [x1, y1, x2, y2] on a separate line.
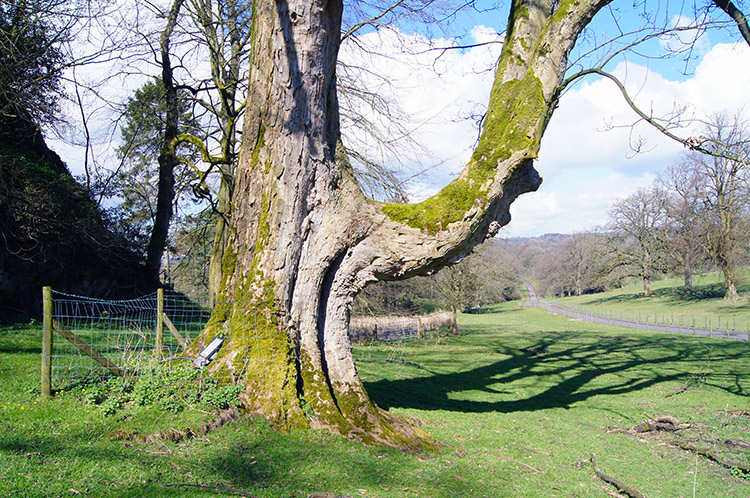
[51, 0, 750, 238]
[338, 0, 750, 237]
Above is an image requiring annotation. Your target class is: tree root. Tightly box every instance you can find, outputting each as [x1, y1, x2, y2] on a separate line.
[107, 407, 240, 444]
[590, 453, 647, 498]
[673, 441, 750, 473]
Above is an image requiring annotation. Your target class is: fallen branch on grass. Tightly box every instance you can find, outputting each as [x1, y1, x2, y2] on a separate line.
[608, 416, 691, 435]
[673, 441, 750, 473]
[652, 415, 681, 426]
[633, 415, 690, 433]
[590, 453, 647, 498]
[725, 439, 750, 449]
[663, 386, 689, 398]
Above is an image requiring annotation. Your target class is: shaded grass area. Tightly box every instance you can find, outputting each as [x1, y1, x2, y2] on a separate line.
[2, 305, 750, 497]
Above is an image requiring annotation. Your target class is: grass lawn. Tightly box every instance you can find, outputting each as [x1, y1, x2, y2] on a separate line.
[552, 271, 750, 332]
[1, 303, 749, 497]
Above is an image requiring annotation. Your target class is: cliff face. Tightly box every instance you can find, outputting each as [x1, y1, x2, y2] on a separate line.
[0, 116, 153, 321]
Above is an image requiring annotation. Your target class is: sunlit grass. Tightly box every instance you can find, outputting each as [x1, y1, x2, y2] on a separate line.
[1, 303, 749, 497]
[551, 269, 750, 333]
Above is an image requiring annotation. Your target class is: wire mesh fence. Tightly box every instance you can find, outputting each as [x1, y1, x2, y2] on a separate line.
[42, 288, 455, 393]
[43, 288, 281, 392]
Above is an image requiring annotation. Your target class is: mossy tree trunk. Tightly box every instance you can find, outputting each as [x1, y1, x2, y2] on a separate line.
[208, 173, 233, 306]
[196, 0, 612, 447]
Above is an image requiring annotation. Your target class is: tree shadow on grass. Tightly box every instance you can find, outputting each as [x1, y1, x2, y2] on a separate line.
[363, 331, 749, 414]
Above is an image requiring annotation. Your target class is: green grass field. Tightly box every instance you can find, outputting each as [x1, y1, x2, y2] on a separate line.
[1, 301, 749, 497]
[552, 271, 750, 332]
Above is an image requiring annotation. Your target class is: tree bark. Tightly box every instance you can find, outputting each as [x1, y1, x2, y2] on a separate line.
[195, 0, 613, 447]
[684, 266, 693, 295]
[722, 264, 739, 301]
[208, 171, 233, 306]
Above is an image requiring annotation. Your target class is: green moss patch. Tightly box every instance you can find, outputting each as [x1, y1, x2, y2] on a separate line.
[381, 71, 545, 235]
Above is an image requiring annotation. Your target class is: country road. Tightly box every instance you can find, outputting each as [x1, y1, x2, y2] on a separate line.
[520, 279, 750, 341]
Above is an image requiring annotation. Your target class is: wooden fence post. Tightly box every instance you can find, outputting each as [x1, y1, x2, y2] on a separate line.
[156, 288, 164, 358]
[41, 286, 53, 397]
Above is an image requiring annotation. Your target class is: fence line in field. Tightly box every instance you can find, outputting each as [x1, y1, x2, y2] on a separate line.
[41, 287, 283, 394]
[522, 298, 750, 341]
[348, 311, 455, 342]
[41, 287, 453, 394]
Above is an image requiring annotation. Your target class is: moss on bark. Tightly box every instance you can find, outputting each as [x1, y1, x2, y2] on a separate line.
[380, 70, 545, 234]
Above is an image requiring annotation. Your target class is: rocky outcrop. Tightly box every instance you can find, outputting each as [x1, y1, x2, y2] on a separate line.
[0, 115, 153, 321]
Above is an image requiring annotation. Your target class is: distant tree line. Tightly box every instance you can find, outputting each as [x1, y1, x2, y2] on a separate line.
[352, 240, 522, 316]
[518, 115, 750, 302]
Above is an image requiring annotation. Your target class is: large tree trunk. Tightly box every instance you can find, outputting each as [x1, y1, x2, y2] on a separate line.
[194, 0, 611, 447]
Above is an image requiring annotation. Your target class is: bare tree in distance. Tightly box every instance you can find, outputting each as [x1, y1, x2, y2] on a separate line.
[606, 187, 670, 296]
[688, 114, 750, 301]
[527, 233, 613, 297]
[659, 161, 709, 294]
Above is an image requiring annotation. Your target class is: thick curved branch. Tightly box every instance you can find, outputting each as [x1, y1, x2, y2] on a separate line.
[347, 0, 608, 277]
[175, 132, 228, 165]
[713, 0, 750, 46]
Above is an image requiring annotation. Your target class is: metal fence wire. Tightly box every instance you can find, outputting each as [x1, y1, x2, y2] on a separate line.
[43, 288, 455, 391]
[45, 288, 278, 390]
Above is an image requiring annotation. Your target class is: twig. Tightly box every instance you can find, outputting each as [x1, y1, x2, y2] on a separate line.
[519, 462, 541, 473]
[692, 452, 698, 498]
[590, 453, 647, 498]
[662, 386, 688, 398]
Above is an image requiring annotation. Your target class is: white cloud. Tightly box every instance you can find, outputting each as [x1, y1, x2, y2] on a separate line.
[659, 15, 711, 55]
[502, 170, 658, 237]
[49, 14, 750, 239]
[340, 31, 750, 237]
[338, 26, 503, 186]
[512, 42, 750, 236]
